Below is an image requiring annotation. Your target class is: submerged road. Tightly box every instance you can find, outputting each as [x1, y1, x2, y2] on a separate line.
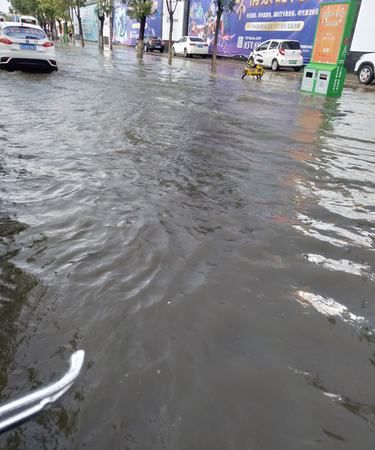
[0, 45, 374, 449]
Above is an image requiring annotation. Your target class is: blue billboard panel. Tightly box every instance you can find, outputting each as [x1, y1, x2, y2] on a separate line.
[82, 4, 98, 42]
[113, 0, 163, 45]
[188, 0, 342, 61]
[73, 4, 98, 42]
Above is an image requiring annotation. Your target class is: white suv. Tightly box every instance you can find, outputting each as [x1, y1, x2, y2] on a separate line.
[354, 53, 375, 85]
[251, 39, 304, 71]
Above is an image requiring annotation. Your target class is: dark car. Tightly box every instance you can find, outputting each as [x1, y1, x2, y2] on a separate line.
[144, 36, 164, 53]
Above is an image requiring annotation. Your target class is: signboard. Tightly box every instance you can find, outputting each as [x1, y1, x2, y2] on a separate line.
[311, 3, 349, 64]
[74, 4, 98, 42]
[351, 0, 375, 53]
[188, 0, 343, 60]
[113, 0, 163, 45]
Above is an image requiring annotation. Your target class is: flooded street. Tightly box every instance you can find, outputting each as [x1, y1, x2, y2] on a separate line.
[0, 45, 374, 449]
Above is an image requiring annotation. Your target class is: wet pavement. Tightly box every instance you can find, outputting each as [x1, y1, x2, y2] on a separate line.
[0, 44, 374, 450]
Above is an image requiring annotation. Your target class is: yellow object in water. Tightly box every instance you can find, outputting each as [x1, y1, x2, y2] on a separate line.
[241, 62, 265, 80]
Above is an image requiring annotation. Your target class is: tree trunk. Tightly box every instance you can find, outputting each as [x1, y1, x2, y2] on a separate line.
[50, 20, 55, 40]
[77, 8, 85, 47]
[70, 7, 76, 45]
[211, 9, 222, 73]
[63, 21, 68, 44]
[109, 6, 113, 50]
[136, 16, 146, 58]
[168, 12, 173, 65]
[99, 16, 105, 50]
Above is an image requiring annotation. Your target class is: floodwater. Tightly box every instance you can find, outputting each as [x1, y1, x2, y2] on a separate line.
[0, 45, 374, 450]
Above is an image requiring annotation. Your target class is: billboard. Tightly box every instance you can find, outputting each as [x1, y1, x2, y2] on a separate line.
[74, 4, 98, 42]
[188, 0, 343, 61]
[113, 0, 163, 45]
[311, 3, 349, 64]
[351, 0, 375, 53]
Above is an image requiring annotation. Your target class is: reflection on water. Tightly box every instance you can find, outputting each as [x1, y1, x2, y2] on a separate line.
[296, 290, 365, 325]
[305, 372, 375, 433]
[303, 253, 374, 279]
[291, 94, 375, 328]
[0, 217, 40, 393]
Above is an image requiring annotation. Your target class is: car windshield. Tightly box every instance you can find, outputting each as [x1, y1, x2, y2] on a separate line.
[281, 41, 301, 50]
[2, 26, 46, 40]
[189, 37, 204, 42]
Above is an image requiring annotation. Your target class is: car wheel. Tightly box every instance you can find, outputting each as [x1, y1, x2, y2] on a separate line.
[172, 47, 176, 56]
[184, 48, 188, 58]
[160, 49, 163, 53]
[358, 64, 374, 85]
[202, 55, 207, 59]
[293, 67, 302, 72]
[271, 59, 279, 71]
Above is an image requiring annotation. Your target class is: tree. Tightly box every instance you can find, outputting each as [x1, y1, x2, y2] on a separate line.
[126, 0, 154, 57]
[211, 0, 235, 73]
[109, 0, 113, 50]
[96, 0, 112, 50]
[72, 0, 85, 47]
[165, 0, 180, 65]
[10, 0, 39, 16]
[10, 0, 71, 37]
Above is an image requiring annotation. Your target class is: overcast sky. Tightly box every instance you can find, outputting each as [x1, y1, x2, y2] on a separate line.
[0, 0, 9, 13]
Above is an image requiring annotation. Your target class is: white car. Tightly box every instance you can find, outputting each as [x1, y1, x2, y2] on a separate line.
[354, 53, 375, 85]
[20, 16, 38, 26]
[0, 22, 57, 72]
[172, 36, 209, 58]
[251, 39, 304, 71]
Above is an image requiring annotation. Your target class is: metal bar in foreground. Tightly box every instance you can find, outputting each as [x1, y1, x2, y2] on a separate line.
[0, 350, 85, 433]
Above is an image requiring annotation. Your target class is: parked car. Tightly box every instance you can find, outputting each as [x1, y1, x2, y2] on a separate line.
[0, 22, 57, 72]
[251, 40, 304, 71]
[172, 36, 209, 58]
[20, 15, 38, 25]
[354, 53, 375, 85]
[144, 36, 164, 53]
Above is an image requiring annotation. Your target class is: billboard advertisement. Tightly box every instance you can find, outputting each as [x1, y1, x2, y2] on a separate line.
[74, 4, 98, 42]
[113, 0, 163, 45]
[188, 0, 343, 61]
[311, 3, 349, 64]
